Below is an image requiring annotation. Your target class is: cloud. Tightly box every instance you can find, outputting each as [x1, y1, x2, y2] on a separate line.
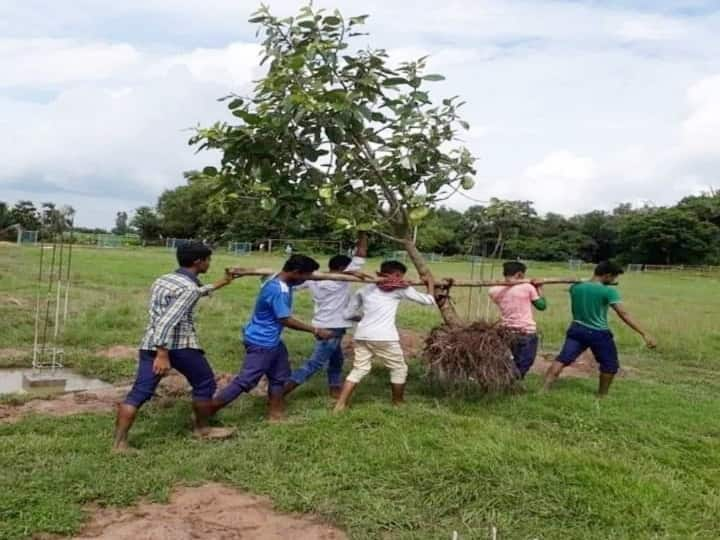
[2, 0, 720, 228]
[0, 40, 261, 206]
[0, 39, 142, 87]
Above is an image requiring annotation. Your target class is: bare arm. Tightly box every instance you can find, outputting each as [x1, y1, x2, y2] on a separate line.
[209, 269, 234, 292]
[280, 317, 333, 340]
[611, 304, 656, 348]
[355, 231, 368, 258]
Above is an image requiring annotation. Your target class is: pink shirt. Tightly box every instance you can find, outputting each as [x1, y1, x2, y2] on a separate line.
[488, 283, 540, 334]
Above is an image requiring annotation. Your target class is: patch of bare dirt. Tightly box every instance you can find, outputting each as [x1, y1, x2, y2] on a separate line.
[342, 328, 425, 359]
[96, 346, 137, 361]
[0, 348, 29, 360]
[0, 385, 129, 424]
[72, 483, 347, 540]
[157, 371, 268, 399]
[531, 351, 631, 378]
[1, 295, 25, 307]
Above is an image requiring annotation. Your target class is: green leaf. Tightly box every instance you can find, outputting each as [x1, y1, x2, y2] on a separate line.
[202, 166, 218, 177]
[319, 187, 334, 199]
[461, 176, 475, 190]
[357, 222, 374, 232]
[349, 15, 369, 25]
[325, 126, 345, 144]
[336, 217, 352, 229]
[423, 74, 445, 82]
[287, 55, 305, 70]
[409, 207, 429, 222]
[228, 98, 244, 110]
[260, 197, 276, 211]
[324, 16, 342, 26]
[382, 77, 409, 87]
[459, 120, 470, 130]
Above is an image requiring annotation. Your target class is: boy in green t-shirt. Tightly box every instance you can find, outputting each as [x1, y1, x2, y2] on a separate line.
[544, 261, 656, 397]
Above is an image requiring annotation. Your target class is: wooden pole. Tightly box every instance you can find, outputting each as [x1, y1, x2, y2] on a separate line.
[227, 267, 580, 288]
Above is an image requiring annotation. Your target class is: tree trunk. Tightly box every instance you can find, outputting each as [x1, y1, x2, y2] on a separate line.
[402, 238, 462, 327]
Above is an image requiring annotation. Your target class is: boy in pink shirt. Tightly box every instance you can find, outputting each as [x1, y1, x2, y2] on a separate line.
[488, 261, 547, 378]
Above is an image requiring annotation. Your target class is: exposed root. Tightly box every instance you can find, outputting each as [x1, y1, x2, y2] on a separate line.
[422, 321, 519, 393]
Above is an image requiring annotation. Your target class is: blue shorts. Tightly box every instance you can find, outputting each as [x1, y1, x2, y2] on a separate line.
[510, 333, 539, 379]
[557, 322, 619, 374]
[124, 348, 217, 408]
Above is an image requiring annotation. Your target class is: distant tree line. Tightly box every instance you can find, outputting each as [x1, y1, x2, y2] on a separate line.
[3, 183, 719, 265]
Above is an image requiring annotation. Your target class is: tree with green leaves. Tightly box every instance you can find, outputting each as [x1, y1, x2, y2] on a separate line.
[113, 211, 130, 236]
[10, 200, 41, 231]
[131, 206, 163, 243]
[192, 4, 475, 325]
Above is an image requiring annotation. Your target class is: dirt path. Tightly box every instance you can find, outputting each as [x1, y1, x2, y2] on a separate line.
[0, 386, 130, 424]
[0, 370, 267, 424]
[71, 483, 346, 540]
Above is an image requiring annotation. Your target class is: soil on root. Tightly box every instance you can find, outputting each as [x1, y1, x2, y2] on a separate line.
[70, 483, 347, 540]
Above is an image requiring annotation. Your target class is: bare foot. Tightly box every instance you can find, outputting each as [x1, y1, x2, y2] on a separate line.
[328, 387, 342, 400]
[192, 427, 236, 440]
[333, 402, 348, 414]
[111, 441, 138, 455]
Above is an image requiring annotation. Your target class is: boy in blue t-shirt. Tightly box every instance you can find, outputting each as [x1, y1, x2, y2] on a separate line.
[206, 255, 332, 420]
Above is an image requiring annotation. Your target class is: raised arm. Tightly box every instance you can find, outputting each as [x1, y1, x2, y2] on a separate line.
[354, 231, 368, 258]
[611, 304, 656, 348]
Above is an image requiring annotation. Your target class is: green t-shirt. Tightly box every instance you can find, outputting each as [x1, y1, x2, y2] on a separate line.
[569, 281, 622, 331]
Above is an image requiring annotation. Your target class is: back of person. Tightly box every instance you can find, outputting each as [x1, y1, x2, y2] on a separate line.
[303, 255, 365, 328]
[351, 284, 434, 341]
[244, 278, 292, 347]
[488, 283, 538, 334]
[569, 281, 620, 331]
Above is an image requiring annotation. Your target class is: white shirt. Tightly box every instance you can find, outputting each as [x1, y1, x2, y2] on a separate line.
[296, 257, 366, 329]
[344, 284, 435, 341]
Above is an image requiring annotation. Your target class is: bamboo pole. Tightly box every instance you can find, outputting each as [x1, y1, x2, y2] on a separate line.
[227, 267, 580, 288]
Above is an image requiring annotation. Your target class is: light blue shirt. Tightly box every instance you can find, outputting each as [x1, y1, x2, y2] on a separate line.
[243, 277, 293, 347]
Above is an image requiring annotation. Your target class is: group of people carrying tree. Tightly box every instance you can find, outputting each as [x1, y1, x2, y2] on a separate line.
[112, 233, 656, 452]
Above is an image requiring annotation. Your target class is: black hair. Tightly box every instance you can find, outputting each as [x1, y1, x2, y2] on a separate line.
[594, 260, 624, 277]
[503, 261, 527, 277]
[176, 241, 212, 267]
[380, 260, 407, 274]
[283, 254, 320, 273]
[329, 254, 352, 272]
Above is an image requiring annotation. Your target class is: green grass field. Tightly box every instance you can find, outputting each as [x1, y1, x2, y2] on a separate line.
[1, 245, 719, 539]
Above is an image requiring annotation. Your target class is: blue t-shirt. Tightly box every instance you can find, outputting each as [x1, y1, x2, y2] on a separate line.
[243, 278, 293, 347]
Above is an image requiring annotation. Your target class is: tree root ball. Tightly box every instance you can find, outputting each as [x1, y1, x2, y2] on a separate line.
[422, 321, 519, 393]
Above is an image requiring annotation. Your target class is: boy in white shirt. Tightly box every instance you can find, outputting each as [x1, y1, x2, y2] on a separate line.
[333, 260, 436, 411]
[284, 233, 369, 398]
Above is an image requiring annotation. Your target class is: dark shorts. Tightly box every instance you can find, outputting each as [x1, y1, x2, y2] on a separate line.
[557, 322, 619, 374]
[510, 333, 539, 379]
[215, 341, 291, 404]
[124, 348, 217, 408]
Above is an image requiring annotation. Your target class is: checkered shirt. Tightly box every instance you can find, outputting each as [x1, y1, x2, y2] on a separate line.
[139, 270, 214, 351]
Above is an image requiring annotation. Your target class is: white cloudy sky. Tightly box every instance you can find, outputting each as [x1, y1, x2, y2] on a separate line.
[1, 0, 719, 228]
